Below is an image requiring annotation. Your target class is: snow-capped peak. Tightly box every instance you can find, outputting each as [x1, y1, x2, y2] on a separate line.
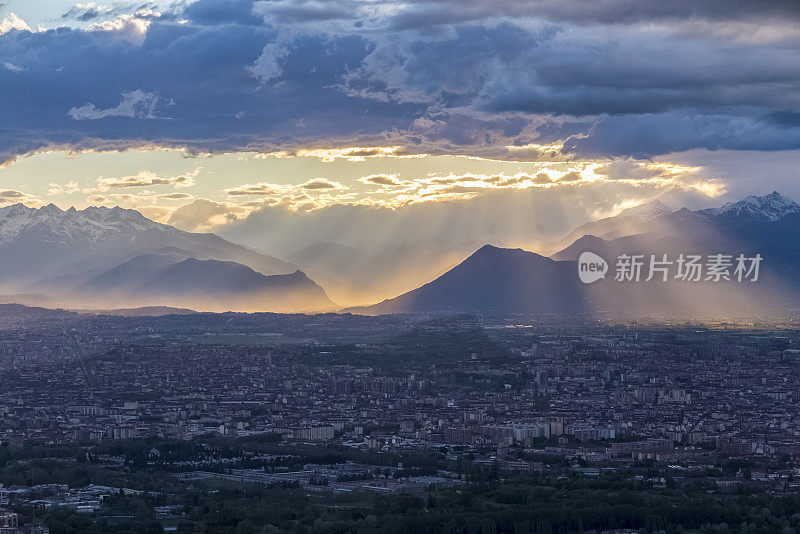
[698, 191, 800, 221]
[618, 199, 674, 221]
[0, 203, 165, 243]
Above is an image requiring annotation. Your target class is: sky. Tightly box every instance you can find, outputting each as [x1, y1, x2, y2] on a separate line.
[1, 0, 800, 257]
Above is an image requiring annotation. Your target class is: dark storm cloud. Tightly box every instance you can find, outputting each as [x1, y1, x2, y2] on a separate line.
[1, 0, 800, 163]
[182, 0, 267, 25]
[566, 111, 800, 158]
[0, 14, 424, 164]
[252, 0, 358, 25]
[385, 0, 800, 30]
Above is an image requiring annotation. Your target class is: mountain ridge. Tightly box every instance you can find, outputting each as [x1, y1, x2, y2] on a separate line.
[346, 244, 585, 315]
[350, 192, 800, 317]
[0, 203, 335, 313]
[0, 202, 296, 281]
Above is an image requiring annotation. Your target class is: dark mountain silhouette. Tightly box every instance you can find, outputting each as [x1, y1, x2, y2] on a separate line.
[80, 254, 335, 312]
[347, 245, 586, 315]
[351, 193, 800, 318]
[75, 306, 198, 317]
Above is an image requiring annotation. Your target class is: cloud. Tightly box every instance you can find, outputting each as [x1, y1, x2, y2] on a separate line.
[48, 181, 81, 195]
[83, 186, 199, 221]
[248, 41, 290, 84]
[61, 2, 163, 23]
[252, 0, 362, 25]
[68, 90, 163, 120]
[301, 178, 342, 190]
[62, 3, 113, 22]
[596, 160, 663, 181]
[264, 146, 411, 162]
[0, 0, 799, 165]
[0, 13, 30, 34]
[359, 174, 400, 186]
[183, 0, 266, 26]
[157, 192, 194, 199]
[85, 14, 152, 42]
[222, 177, 350, 213]
[225, 183, 279, 197]
[87, 194, 110, 204]
[212, 160, 710, 216]
[225, 177, 344, 196]
[0, 189, 39, 206]
[555, 171, 583, 183]
[217, 177, 719, 256]
[381, 0, 800, 31]
[168, 198, 251, 231]
[96, 168, 198, 189]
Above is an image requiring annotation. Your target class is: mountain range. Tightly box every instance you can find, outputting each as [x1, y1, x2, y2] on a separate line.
[349, 192, 800, 318]
[3, 192, 800, 318]
[553, 199, 675, 249]
[0, 203, 333, 312]
[0, 203, 295, 278]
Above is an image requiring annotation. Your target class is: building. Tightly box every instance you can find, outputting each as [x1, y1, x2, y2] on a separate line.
[0, 510, 18, 528]
[611, 439, 674, 458]
[296, 425, 335, 441]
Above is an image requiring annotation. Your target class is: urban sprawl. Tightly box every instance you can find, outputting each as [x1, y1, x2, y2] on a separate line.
[1, 309, 800, 533]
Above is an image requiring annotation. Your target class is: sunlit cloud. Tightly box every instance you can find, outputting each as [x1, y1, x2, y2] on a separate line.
[0, 13, 31, 34]
[86, 14, 153, 43]
[168, 198, 254, 231]
[85, 188, 199, 224]
[158, 192, 194, 200]
[96, 168, 198, 190]
[225, 178, 347, 197]
[359, 174, 401, 186]
[0, 189, 41, 207]
[261, 146, 417, 162]
[48, 181, 81, 196]
[302, 178, 343, 190]
[340, 158, 718, 209]
[505, 142, 565, 155]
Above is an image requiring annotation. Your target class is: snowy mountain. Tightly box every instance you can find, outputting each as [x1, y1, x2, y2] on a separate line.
[555, 192, 800, 251]
[616, 199, 674, 220]
[697, 191, 800, 222]
[554, 199, 675, 249]
[0, 203, 164, 243]
[0, 203, 295, 282]
[553, 193, 800, 265]
[0, 203, 337, 312]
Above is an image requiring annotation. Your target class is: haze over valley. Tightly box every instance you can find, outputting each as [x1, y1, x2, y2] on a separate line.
[0, 191, 798, 319]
